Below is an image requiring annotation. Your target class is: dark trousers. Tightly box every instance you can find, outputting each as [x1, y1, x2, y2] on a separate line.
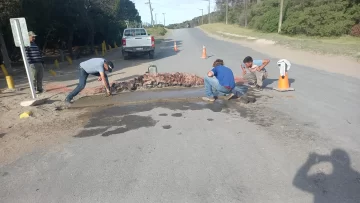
[65, 67, 109, 102]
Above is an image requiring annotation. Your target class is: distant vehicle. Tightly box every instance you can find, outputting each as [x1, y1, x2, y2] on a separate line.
[121, 28, 155, 60]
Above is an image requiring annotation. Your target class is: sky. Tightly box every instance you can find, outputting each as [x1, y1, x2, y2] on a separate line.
[131, 0, 217, 25]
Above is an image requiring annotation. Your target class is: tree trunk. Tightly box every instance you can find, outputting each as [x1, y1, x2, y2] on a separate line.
[67, 27, 74, 59]
[42, 28, 53, 53]
[0, 31, 12, 71]
[87, 22, 95, 52]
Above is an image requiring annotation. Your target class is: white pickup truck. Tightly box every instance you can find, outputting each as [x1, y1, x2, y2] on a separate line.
[121, 28, 155, 60]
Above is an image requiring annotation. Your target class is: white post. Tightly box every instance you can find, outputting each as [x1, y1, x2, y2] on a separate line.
[14, 19, 36, 99]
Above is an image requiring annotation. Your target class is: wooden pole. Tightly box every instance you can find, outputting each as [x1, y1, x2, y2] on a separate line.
[278, 0, 284, 33]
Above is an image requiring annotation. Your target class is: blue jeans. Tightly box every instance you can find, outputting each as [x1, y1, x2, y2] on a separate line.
[204, 76, 231, 97]
[65, 67, 109, 101]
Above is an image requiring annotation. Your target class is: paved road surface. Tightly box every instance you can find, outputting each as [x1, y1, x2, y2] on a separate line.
[1, 29, 360, 203]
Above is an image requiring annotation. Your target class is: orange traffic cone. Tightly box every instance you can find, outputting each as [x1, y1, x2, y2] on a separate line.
[273, 72, 295, 92]
[174, 41, 178, 52]
[201, 46, 207, 59]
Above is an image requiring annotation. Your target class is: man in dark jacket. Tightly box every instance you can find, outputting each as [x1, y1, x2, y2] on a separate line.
[25, 31, 44, 93]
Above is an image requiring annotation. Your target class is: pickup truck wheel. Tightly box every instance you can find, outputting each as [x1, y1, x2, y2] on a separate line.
[149, 51, 154, 59]
[123, 51, 129, 60]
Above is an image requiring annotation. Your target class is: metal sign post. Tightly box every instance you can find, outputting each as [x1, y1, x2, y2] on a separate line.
[10, 18, 36, 99]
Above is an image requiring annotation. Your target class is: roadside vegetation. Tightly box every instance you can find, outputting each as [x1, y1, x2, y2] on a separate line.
[168, 0, 360, 58]
[0, 0, 141, 63]
[201, 23, 360, 58]
[146, 26, 168, 37]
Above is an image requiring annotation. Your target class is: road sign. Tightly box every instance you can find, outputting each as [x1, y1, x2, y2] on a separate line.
[10, 18, 30, 47]
[10, 18, 36, 99]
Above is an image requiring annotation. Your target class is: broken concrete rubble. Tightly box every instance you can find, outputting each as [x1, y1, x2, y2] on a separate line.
[111, 72, 205, 92]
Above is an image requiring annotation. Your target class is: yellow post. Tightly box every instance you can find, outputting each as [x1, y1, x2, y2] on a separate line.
[1, 64, 9, 76]
[114, 42, 118, 48]
[102, 42, 105, 56]
[103, 41, 107, 51]
[66, 56, 73, 65]
[54, 59, 59, 68]
[108, 45, 112, 51]
[49, 69, 57, 76]
[6, 76, 15, 89]
[95, 49, 98, 56]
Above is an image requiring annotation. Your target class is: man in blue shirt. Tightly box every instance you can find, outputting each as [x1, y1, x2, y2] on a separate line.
[202, 59, 235, 102]
[65, 58, 114, 104]
[241, 56, 270, 90]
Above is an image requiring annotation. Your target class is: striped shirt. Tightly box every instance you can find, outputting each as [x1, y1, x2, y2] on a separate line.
[25, 42, 44, 64]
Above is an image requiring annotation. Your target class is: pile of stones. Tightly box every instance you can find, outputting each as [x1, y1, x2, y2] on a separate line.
[111, 72, 204, 92]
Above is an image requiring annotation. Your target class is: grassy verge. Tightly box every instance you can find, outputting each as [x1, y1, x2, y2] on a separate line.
[146, 26, 167, 38]
[200, 23, 360, 59]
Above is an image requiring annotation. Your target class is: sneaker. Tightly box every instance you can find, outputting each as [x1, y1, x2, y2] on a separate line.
[202, 97, 215, 102]
[248, 82, 256, 88]
[36, 90, 44, 94]
[255, 85, 263, 91]
[225, 93, 235, 100]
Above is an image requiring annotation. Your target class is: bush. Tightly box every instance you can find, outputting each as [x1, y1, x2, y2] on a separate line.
[147, 26, 167, 37]
[248, 0, 280, 32]
[282, 0, 360, 36]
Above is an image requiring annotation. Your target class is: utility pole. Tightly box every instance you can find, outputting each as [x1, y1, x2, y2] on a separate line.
[199, 9, 204, 25]
[155, 13, 157, 25]
[145, 0, 154, 26]
[208, 0, 211, 24]
[225, 0, 229, 24]
[278, 0, 284, 33]
[162, 13, 166, 26]
[244, 0, 248, 27]
[203, 0, 210, 24]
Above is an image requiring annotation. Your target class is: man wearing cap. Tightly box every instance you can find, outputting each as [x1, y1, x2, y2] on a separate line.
[65, 58, 114, 103]
[26, 31, 44, 93]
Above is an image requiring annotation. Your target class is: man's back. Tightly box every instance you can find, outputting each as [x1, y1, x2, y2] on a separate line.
[212, 65, 235, 89]
[80, 58, 105, 74]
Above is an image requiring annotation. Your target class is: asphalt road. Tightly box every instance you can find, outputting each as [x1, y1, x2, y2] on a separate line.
[1, 28, 360, 203]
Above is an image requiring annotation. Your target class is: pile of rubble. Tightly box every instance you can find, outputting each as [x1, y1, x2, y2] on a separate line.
[111, 72, 204, 92]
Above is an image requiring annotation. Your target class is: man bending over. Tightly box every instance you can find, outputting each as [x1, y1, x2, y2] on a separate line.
[65, 58, 114, 104]
[241, 56, 270, 90]
[202, 59, 235, 102]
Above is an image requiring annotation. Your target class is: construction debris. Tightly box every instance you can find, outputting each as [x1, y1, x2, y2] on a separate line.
[111, 72, 204, 93]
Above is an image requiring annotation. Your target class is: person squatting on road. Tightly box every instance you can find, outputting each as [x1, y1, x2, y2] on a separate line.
[65, 58, 114, 104]
[202, 59, 236, 102]
[25, 31, 44, 94]
[241, 56, 270, 90]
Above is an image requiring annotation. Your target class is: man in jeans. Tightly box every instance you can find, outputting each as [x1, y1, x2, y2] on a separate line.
[241, 56, 270, 90]
[25, 31, 44, 93]
[202, 59, 235, 102]
[65, 58, 114, 104]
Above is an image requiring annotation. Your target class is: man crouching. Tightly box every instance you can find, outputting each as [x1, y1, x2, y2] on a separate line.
[65, 58, 114, 104]
[202, 59, 235, 102]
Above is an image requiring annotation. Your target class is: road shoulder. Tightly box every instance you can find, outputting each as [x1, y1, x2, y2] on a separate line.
[198, 26, 360, 79]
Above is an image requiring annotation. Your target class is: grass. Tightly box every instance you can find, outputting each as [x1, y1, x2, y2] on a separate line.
[146, 26, 167, 38]
[200, 23, 360, 59]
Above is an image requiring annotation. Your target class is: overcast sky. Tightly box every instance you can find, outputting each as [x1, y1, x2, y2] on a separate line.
[131, 0, 217, 25]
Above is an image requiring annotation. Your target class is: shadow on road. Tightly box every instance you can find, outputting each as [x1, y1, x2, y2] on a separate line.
[293, 149, 360, 203]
